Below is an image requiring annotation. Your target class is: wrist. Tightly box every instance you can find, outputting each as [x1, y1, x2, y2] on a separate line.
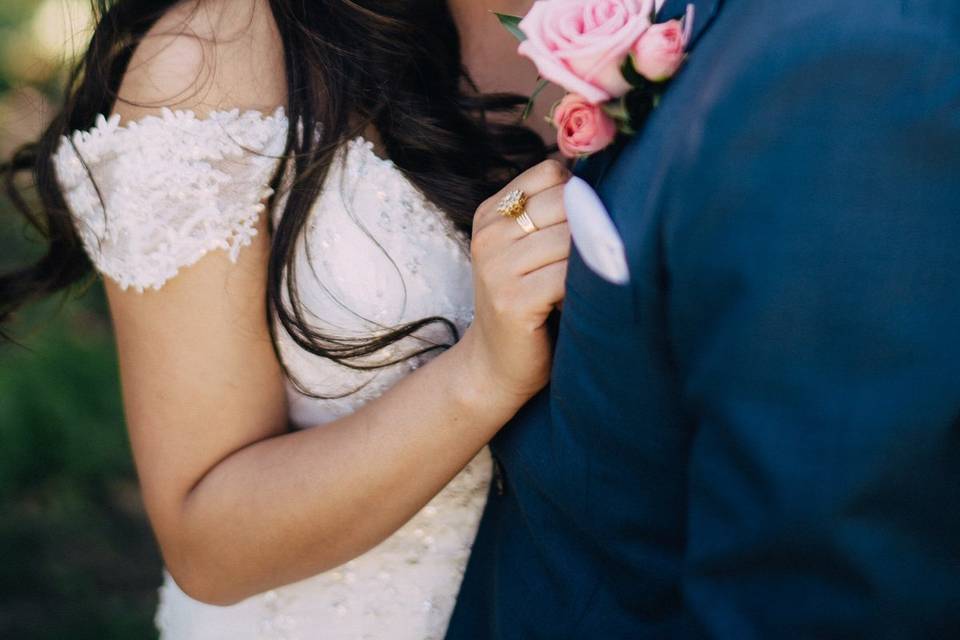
[443, 327, 530, 420]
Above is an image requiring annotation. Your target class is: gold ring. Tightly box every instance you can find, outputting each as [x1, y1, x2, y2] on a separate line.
[496, 189, 528, 219]
[515, 210, 539, 234]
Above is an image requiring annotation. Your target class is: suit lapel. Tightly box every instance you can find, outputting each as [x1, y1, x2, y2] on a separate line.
[573, 139, 626, 186]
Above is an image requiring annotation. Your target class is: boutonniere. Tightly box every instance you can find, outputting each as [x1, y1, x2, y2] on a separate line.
[498, 0, 695, 159]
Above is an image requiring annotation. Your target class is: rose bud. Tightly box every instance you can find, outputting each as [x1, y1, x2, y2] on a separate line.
[552, 93, 617, 158]
[631, 20, 686, 82]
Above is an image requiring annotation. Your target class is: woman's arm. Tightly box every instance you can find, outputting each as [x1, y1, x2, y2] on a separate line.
[106, 0, 570, 606]
[116, 164, 569, 607]
[111, 234, 538, 605]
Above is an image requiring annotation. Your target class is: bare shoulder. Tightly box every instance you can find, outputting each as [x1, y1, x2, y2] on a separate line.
[116, 0, 285, 122]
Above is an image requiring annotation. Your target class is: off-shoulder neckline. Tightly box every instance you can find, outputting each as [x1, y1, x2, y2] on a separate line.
[66, 106, 396, 170]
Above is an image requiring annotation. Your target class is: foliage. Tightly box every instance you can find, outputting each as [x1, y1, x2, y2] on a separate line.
[0, 1, 162, 637]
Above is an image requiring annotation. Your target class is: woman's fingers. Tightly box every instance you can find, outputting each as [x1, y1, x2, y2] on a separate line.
[519, 260, 569, 309]
[503, 223, 571, 276]
[464, 162, 573, 402]
[475, 159, 571, 230]
[482, 182, 568, 248]
[504, 183, 568, 239]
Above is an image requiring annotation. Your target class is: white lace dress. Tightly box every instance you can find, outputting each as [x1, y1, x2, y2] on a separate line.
[53, 107, 491, 639]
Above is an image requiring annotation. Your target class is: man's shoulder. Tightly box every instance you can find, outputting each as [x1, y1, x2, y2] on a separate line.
[655, 0, 958, 132]
[708, 0, 959, 119]
[733, 0, 959, 37]
[607, 0, 959, 205]
[693, 0, 956, 77]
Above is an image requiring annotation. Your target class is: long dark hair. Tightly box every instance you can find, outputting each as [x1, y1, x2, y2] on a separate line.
[1, 1, 546, 389]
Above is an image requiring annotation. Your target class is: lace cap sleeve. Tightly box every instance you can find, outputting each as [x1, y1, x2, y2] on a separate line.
[53, 107, 289, 292]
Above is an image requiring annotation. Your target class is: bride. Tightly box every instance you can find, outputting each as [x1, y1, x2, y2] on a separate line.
[2, 0, 569, 637]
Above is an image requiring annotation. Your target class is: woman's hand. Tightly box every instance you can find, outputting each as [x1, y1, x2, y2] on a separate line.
[460, 159, 572, 407]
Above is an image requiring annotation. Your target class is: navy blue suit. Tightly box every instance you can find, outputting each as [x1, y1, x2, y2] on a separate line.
[448, 1, 960, 638]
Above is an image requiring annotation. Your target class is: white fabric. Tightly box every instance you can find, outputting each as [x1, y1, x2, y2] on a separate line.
[54, 108, 288, 292]
[54, 108, 491, 640]
[564, 176, 630, 284]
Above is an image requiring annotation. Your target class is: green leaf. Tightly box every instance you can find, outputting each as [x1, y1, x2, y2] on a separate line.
[620, 57, 647, 90]
[522, 79, 551, 121]
[602, 96, 637, 135]
[602, 98, 631, 123]
[494, 12, 527, 42]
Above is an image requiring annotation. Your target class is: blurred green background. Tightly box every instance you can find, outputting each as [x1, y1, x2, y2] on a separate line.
[1, 2, 162, 638]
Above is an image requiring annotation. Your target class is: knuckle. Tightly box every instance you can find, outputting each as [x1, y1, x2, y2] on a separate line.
[539, 159, 568, 183]
[471, 227, 494, 254]
[541, 184, 565, 205]
[533, 190, 560, 214]
[491, 294, 513, 318]
[475, 259, 497, 285]
[477, 195, 497, 219]
[496, 284, 525, 316]
[540, 228, 571, 253]
[542, 265, 566, 287]
[552, 194, 571, 221]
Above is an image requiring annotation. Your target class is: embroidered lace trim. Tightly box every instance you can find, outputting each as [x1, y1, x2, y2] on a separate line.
[53, 107, 288, 291]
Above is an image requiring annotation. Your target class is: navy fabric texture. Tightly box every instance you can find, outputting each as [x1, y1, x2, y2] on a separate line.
[448, 1, 960, 638]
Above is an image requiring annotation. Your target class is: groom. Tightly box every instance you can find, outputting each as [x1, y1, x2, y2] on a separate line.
[449, 0, 960, 637]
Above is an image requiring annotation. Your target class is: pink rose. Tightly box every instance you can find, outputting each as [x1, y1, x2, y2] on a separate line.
[552, 93, 617, 158]
[518, 0, 656, 104]
[631, 20, 687, 82]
